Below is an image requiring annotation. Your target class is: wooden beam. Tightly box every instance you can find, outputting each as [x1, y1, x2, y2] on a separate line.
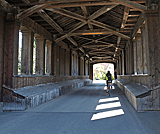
[89, 51, 115, 55]
[0, 0, 11, 12]
[115, 6, 130, 56]
[48, 8, 130, 40]
[90, 20, 117, 30]
[47, 8, 116, 30]
[87, 45, 114, 52]
[70, 30, 112, 36]
[38, 9, 64, 34]
[110, 0, 147, 12]
[81, 6, 88, 17]
[48, 8, 86, 22]
[88, 4, 118, 21]
[20, 17, 53, 41]
[22, 0, 30, 4]
[14, 1, 116, 6]
[37, 9, 86, 55]
[69, 22, 87, 33]
[131, 13, 145, 38]
[121, 7, 130, 29]
[56, 31, 113, 43]
[17, 4, 52, 19]
[91, 56, 112, 59]
[90, 20, 130, 40]
[67, 37, 78, 46]
[83, 45, 112, 48]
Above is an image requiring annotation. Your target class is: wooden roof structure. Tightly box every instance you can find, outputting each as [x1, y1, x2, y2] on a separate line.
[5, 0, 147, 64]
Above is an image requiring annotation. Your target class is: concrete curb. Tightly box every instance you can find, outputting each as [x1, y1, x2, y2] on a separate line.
[115, 79, 155, 111]
[3, 79, 92, 111]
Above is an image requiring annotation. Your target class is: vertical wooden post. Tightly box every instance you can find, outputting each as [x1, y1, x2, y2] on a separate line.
[46, 40, 52, 75]
[35, 36, 45, 75]
[0, 11, 5, 101]
[130, 40, 134, 74]
[84, 57, 86, 76]
[145, 10, 160, 89]
[4, 20, 20, 88]
[21, 28, 34, 75]
[89, 64, 93, 80]
[135, 34, 143, 74]
[70, 49, 72, 76]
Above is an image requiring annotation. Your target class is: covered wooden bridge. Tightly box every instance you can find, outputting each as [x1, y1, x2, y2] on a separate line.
[0, 0, 159, 111]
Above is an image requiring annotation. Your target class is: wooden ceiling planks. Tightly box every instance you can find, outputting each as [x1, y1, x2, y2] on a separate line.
[5, 0, 146, 63]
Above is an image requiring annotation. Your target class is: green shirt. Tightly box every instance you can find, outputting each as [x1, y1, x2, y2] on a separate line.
[105, 73, 114, 80]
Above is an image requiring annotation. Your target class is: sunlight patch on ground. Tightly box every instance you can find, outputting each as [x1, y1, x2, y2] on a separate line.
[103, 86, 115, 90]
[93, 80, 106, 84]
[99, 97, 119, 103]
[96, 102, 121, 110]
[91, 109, 124, 121]
[91, 97, 124, 121]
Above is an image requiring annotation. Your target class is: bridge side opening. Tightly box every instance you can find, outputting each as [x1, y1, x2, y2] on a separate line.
[93, 63, 115, 80]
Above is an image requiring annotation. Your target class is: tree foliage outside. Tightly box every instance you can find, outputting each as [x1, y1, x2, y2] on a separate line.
[93, 63, 114, 80]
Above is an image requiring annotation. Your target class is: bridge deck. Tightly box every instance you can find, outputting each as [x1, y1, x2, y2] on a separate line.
[0, 80, 160, 134]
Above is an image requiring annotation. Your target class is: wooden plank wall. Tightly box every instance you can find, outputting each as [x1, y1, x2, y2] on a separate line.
[12, 76, 89, 89]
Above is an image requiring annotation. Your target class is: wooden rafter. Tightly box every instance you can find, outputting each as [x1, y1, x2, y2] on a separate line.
[37, 9, 87, 56]
[17, 4, 52, 19]
[115, 6, 130, 58]
[81, 6, 94, 31]
[131, 13, 145, 38]
[22, 0, 30, 4]
[48, 8, 86, 22]
[0, 0, 11, 12]
[38, 9, 64, 34]
[50, 8, 130, 41]
[88, 4, 118, 21]
[69, 21, 87, 33]
[110, 0, 147, 12]
[90, 20, 130, 40]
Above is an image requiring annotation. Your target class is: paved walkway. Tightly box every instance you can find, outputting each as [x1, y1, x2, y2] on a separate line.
[0, 80, 160, 134]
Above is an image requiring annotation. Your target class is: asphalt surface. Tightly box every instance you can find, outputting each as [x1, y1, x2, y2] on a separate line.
[0, 80, 160, 134]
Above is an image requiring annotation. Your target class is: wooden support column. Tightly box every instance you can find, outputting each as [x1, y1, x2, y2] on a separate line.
[60, 47, 64, 76]
[120, 55, 122, 75]
[64, 49, 66, 76]
[51, 42, 55, 75]
[73, 53, 77, 76]
[70, 49, 73, 76]
[78, 55, 80, 76]
[21, 29, 34, 75]
[88, 61, 90, 76]
[122, 50, 125, 75]
[0, 11, 5, 101]
[46, 40, 52, 75]
[135, 33, 143, 74]
[84, 57, 86, 76]
[35, 36, 45, 75]
[89, 64, 93, 80]
[66, 49, 70, 76]
[133, 39, 137, 74]
[80, 57, 84, 76]
[130, 40, 134, 74]
[141, 25, 149, 74]
[4, 20, 20, 88]
[125, 45, 128, 74]
[145, 10, 160, 88]
[86, 60, 88, 76]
